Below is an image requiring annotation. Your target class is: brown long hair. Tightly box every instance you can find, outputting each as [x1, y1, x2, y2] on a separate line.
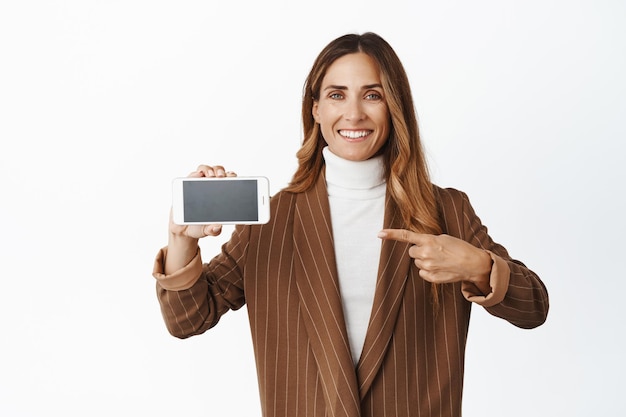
[287, 32, 441, 237]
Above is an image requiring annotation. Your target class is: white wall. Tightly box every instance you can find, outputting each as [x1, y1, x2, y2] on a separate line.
[1, 1, 624, 415]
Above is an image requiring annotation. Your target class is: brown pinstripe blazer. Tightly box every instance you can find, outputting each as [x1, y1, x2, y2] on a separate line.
[154, 174, 549, 417]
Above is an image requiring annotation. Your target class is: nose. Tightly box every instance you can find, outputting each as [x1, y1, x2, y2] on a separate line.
[344, 98, 366, 121]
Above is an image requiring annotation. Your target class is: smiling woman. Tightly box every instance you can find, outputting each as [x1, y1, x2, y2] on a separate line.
[152, 32, 548, 417]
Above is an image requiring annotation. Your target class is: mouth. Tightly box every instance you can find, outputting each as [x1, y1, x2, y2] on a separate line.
[338, 130, 373, 140]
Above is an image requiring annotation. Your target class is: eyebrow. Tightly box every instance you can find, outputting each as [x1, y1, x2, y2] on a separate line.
[323, 83, 383, 91]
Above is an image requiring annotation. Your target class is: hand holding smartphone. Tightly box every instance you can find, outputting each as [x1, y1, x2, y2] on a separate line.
[172, 176, 271, 225]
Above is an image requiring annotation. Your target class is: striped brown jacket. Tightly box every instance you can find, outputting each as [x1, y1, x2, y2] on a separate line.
[154, 174, 549, 417]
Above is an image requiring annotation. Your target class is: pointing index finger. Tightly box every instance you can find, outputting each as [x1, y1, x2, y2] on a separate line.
[378, 228, 424, 244]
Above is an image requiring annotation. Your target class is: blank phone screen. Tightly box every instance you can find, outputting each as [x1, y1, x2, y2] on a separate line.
[183, 179, 259, 222]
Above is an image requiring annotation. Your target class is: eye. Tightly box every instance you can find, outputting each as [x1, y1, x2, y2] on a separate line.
[365, 92, 383, 101]
[329, 92, 344, 100]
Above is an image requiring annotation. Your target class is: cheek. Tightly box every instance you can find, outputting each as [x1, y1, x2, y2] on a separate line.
[380, 109, 391, 127]
[320, 124, 336, 142]
[317, 110, 339, 132]
[382, 116, 391, 137]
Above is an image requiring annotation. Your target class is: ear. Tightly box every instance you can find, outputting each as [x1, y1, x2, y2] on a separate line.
[312, 101, 320, 123]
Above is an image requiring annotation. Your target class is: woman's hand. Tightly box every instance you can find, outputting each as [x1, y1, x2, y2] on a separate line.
[169, 165, 238, 239]
[378, 229, 493, 292]
[165, 165, 237, 275]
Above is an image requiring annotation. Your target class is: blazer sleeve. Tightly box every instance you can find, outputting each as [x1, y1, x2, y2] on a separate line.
[439, 187, 549, 329]
[152, 224, 251, 338]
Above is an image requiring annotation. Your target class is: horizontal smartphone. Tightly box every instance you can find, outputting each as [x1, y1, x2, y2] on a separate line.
[172, 176, 271, 225]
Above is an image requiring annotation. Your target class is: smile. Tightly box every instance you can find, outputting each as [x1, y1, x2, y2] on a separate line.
[339, 130, 372, 139]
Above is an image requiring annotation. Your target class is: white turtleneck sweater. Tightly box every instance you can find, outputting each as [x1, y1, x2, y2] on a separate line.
[323, 147, 386, 366]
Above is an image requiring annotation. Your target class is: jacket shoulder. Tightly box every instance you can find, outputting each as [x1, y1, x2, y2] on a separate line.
[433, 184, 470, 207]
[269, 189, 298, 209]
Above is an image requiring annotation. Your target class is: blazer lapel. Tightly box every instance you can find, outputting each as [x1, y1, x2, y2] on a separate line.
[293, 173, 361, 417]
[356, 196, 412, 399]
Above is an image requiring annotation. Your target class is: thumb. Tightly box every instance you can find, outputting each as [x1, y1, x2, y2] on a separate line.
[202, 224, 223, 237]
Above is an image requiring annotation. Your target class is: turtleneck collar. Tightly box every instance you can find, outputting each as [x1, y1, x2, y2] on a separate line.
[323, 147, 386, 198]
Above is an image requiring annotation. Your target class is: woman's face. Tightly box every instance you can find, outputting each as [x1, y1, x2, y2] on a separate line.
[313, 52, 390, 161]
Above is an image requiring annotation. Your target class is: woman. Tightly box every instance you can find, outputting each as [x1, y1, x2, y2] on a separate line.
[153, 32, 549, 417]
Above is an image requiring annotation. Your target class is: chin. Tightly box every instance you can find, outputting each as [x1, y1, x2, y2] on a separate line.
[344, 153, 371, 161]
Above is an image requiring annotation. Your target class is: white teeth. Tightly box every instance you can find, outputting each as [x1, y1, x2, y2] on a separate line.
[339, 130, 371, 138]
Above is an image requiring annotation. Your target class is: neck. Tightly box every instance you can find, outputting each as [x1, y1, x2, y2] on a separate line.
[323, 147, 385, 191]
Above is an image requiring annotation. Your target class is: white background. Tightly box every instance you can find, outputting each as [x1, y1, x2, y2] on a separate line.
[1, 1, 624, 416]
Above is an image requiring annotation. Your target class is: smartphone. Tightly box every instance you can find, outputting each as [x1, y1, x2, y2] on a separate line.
[172, 176, 271, 225]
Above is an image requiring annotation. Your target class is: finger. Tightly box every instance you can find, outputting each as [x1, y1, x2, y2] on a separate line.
[194, 165, 227, 178]
[225, 171, 237, 177]
[213, 165, 227, 177]
[187, 170, 204, 178]
[418, 268, 435, 283]
[408, 245, 424, 261]
[201, 224, 223, 237]
[193, 165, 212, 177]
[378, 228, 424, 244]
